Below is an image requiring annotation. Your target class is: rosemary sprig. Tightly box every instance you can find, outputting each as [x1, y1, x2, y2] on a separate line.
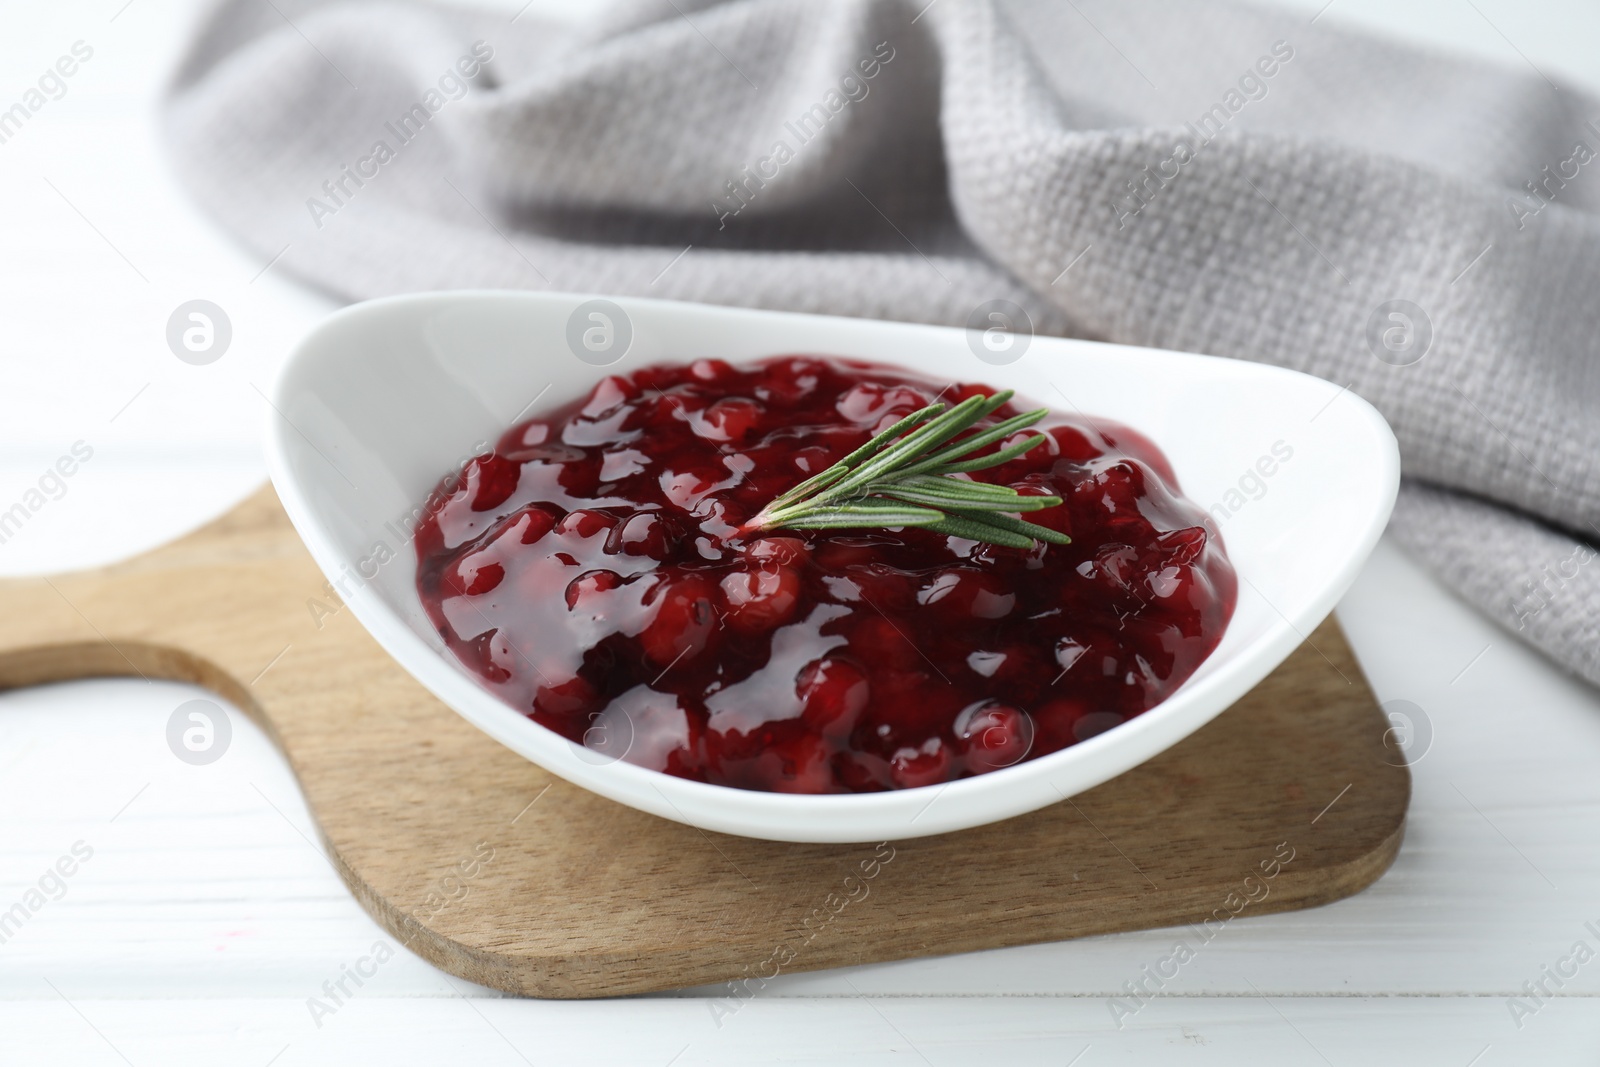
[743, 390, 1072, 550]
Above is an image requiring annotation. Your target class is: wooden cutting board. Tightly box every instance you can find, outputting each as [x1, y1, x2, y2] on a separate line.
[0, 486, 1407, 997]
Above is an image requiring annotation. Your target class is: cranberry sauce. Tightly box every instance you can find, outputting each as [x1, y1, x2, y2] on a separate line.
[414, 357, 1236, 794]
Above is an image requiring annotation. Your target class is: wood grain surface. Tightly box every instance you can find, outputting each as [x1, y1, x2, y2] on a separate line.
[0, 486, 1408, 997]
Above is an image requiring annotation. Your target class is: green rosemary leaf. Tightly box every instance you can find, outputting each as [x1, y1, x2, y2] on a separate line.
[922, 513, 1039, 550]
[837, 393, 1010, 489]
[895, 474, 1036, 501]
[943, 508, 1073, 545]
[769, 502, 943, 529]
[762, 401, 945, 513]
[815, 393, 1001, 504]
[829, 402, 945, 471]
[761, 462, 851, 515]
[743, 386, 1072, 549]
[883, 477, 1061, 510]
[883, 488, 1061, 512]
[928, 434, 1049, 474]
[901, 408, 1052, 476]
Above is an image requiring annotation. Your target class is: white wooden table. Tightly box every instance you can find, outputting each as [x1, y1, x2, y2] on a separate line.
[2, 1, 1598, 1063]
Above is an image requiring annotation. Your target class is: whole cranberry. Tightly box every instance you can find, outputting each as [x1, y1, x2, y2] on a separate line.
[917, 567, 1015, 619]
[889, 739, 951, 789]
[696, 397, 765, 444]
[836, 382, 927, 426]
[1050, 424, 1104, 463]
[565, 569, 623, 611]
[609, 510, 678, 559]
[719, 565, 801, 633]
[659, 465, 724, 510]
[689, 358, 736, 383]
[638, 575, 719, 668]
[755, 357, 821, 404]
[513, 505, 560, 545]
[741, 536, 808, 567]
[955, 702, 1034, 769]
[556, 509, 618, 541]
[1075, 458, 1145, 517]
[797, 657, 870, 738]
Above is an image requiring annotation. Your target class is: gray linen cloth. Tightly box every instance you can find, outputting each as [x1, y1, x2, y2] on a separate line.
[165, 0, 1600, 685]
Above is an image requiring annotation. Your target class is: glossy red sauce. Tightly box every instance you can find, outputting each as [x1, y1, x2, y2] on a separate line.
[414, 357, 1236, 793]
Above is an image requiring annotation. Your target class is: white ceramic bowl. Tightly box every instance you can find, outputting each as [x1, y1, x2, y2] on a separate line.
[265, 291, 1398, 843]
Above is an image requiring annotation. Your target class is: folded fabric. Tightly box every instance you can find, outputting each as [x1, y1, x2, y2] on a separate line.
[165, 0, 1600, 686]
